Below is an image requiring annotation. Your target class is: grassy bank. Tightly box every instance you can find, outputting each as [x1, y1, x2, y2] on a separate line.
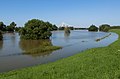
[0, 29, 120, 79]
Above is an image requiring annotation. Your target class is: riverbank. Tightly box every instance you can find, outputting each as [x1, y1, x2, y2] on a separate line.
[0, 29, 120, 79]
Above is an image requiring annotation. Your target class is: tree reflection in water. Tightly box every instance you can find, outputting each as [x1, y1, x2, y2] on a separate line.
[0, 41, 3, 50]
[64, 32, 70, 41]
[19, 40, 53, 57]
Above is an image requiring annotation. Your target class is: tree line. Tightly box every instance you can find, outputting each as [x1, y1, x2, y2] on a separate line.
[0, 19, 58, 40]
[0, 19, 120, 40]
[59, 24, 112, 32]
[0, 22, 17, 32]
[0, 21, 18, 40]
[88, 24, 111, 32]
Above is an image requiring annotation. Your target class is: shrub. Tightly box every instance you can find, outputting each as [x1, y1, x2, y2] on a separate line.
[99, 24, 110, 32]
[88, 25, 98, 32]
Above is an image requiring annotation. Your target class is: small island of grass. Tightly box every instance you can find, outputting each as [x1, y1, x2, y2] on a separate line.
[19, 39, 62, 54]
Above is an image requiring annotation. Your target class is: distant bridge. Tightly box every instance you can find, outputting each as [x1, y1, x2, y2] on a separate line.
[59, 22, 74, 27]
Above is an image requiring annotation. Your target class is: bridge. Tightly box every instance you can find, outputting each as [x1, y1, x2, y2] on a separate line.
[59, 22, 74, 27]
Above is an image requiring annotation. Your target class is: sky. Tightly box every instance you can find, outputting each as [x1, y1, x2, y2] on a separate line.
[0, 0, 120, 28]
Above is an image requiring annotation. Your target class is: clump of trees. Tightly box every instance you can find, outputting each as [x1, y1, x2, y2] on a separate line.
[69, 27, 74, 30]
[0, 22, 6, 31]
[19, 19, 57, 40]
[15, 27, 22, 32]
[51, 24, 58, 31]
[74, 28, 88, 30]
[99, 24, 110, 32]
[0, 21, 17, 32]
[88, 24, 111, 32]
[44, 22, 58, 31]
[59, 26, 74, 30]
[6, 22, 16, 32]
[88, 25, 98, 32]
[0, 22, 5, 40]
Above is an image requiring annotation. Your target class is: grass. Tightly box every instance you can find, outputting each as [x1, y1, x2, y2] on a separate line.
[0, 29, 120, 79]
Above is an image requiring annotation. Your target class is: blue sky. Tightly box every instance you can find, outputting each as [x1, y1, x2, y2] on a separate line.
[0, 0, 120, 27]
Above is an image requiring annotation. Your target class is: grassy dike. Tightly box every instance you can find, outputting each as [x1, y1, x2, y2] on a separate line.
[0, 29, 120, 79]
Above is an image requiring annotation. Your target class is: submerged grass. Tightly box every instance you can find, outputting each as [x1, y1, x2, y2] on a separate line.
[0, 29, 120, 79]
[19, 39, 62, 54]
[95, 33, 111, 42]
[24, 46, 62, 54]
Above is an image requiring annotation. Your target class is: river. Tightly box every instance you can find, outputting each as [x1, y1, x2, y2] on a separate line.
[0, 30, 118, 73]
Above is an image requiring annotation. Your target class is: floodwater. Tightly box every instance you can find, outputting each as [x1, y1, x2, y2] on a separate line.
[0, 30, 118, 73]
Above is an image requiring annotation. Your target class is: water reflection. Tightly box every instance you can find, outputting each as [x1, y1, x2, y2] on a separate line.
[26, 51, 52, 57]
[0, 41, 3, 50]
[19, 40, 53, 57]
[64, 32, 70, 41]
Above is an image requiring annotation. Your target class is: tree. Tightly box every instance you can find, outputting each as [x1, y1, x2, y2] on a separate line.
[99, 24, 110, 32]
[10, 22, 16, 28]
[0, 31, 3, 40]
[45, 22, 53, 31]
[52, 25, 58, 30]
[69, 27, 74, 30]
[0, 22, 6, 31]
[15, 27, 22, 32]
[59, 27, 65, 30]
[45, 22, 58, 31]
[6, 22, 16, 32]
[19, 19, 52, 40]
[88, 25, 98, 32]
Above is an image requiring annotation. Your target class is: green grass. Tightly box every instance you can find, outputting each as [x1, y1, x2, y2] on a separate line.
[0, 29, 120, 79]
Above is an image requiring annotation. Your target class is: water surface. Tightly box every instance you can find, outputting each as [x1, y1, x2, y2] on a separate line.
[0, 30, 118, 73]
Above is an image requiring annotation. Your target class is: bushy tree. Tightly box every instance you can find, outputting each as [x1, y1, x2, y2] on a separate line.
[52, 25, 58, 30]
[19, 19, 52, 40]
[0, 22, 6, 31]
[15, 27, 22, 32]
[6, 22, 16, 32]
[0, 31, 3, 40]
[45, 22, 58, 31]
[88, 25, 98, 32]
[99, 24, 110, 32]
